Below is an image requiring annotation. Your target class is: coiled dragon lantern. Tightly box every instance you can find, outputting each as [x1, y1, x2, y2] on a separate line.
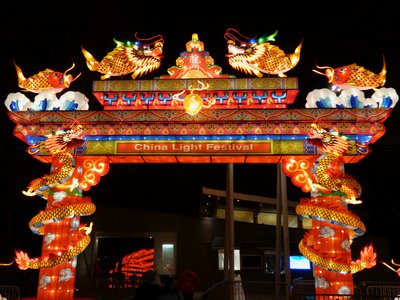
[15, 124, 96, 270]
[282, 123, 376, 296]
[12, 122, 110, 298]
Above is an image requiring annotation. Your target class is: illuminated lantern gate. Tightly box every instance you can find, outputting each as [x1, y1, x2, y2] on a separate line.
[5, 33, 395, 299]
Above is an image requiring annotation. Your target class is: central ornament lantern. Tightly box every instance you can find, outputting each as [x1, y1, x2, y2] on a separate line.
[4, 31, 398, 300]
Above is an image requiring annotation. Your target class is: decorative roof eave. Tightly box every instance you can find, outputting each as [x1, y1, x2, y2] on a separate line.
[8, 108, 391, 164]
[92, 78, 299, 92]
[7, 108, 392, 125]
[91, 77, 300, 109]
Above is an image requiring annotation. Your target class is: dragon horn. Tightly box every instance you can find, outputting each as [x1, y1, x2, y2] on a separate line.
[314, 65, 331, 69]
[113, 38, 125, 47]
[258, 30, 278, 43]
[64, 63, 75, 74]
[312, 65, 332, 76]
[224, 28, 256, 44]
[391, 259, 400, 267]
[64, 63, 81, 83]
[266, 30, 278, 41]
[134, 32, 164, 47]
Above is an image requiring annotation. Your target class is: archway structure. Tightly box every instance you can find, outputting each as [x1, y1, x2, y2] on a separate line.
[8, 35, 388, 165]
[5, 33, 395, 299]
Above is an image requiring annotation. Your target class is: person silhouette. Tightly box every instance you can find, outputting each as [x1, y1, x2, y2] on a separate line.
[177, 265, 200, 300]
[133, 270, 162, 300]
[158, 275, 184, 300]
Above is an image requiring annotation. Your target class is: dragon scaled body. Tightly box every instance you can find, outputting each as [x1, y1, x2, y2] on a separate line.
[13, 61, 80, 94]
[312, 57, 386, 91]
[16, 123, 96, 271]
[224, 28, 302, 77]
[23, 124, 85, 198]
[282, 123, 376, 291]
[82, 33, 164, 80]
[15, 225, 92, 269]
[307, 123, 362, 205]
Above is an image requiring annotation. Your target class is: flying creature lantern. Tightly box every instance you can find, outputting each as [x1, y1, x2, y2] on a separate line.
[13, 60, 80, 94]
[81, 32, 164, 80]
[312, 57, 387, 91]
[224, 28, 302, 78]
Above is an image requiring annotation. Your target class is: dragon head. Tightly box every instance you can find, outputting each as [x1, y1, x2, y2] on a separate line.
[44, 123, 85, 155]
[307, 123, 349, 155]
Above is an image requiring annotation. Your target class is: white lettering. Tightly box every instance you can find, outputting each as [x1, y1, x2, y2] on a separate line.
[206, 144, 253, 151]
[133, 144, 168, 151]
[172, 143, 203, 152]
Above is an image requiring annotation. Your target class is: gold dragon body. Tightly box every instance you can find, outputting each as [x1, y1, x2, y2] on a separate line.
[22, 124, 85, 198]
[13, 61, 80, 94]
[81, 33, 164, 80]
[307, 123, 362, 205]
[312, 57, 386, 90]
[282, 123, 376, 277]
[224, 28, 302, 77]
[15, 123, 96, 270]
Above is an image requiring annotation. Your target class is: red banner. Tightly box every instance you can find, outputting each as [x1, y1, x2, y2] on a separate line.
[116, 141, 271, 155]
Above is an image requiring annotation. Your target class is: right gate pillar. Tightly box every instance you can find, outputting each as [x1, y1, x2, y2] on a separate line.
[282, 122, 377, 299]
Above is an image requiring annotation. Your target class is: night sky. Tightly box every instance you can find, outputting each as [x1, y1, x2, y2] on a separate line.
[1, 0, 400, 279]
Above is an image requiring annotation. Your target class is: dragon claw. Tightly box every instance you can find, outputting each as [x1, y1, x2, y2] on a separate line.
[345, 197, 362, 205]
[22, 189, 36, 197]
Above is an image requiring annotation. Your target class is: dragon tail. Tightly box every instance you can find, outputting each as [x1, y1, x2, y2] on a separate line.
[289, 40, 303, 67]
[379, 55, 387, 86]
[350, 244, 377, 273]
[12, 60, 26, 87]
[81, 46, 99, 72]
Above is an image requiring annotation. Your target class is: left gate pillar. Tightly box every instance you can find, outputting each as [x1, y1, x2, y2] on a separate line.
[16, 153, 109, 300]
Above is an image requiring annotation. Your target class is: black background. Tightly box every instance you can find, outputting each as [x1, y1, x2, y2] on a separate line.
[1, 0, 400, 280]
